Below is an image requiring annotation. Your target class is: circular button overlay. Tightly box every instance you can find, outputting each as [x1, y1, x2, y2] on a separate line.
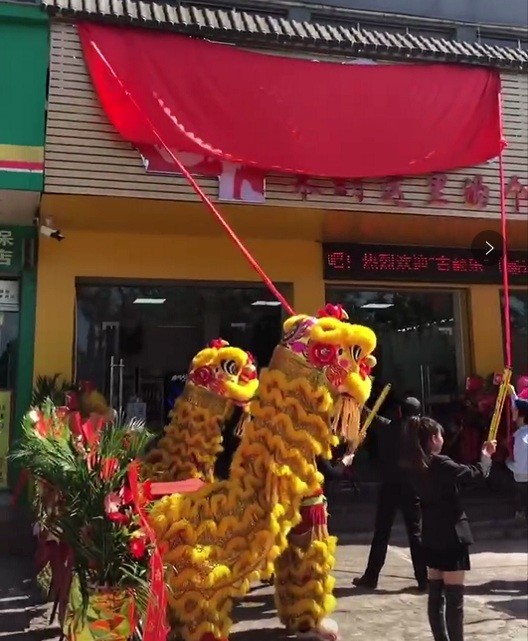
[470, 231, 504, 267]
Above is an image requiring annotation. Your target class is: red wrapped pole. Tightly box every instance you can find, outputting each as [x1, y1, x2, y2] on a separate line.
[498, 87, 512, 444]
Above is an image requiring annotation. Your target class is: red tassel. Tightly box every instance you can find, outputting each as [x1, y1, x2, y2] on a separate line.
[128, 461, 169, 641]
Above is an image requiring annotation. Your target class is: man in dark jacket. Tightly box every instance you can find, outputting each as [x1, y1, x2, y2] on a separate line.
[353, 396, 428, 591]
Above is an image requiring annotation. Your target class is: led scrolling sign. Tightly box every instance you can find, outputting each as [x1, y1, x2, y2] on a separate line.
[324, 244, 528, 285]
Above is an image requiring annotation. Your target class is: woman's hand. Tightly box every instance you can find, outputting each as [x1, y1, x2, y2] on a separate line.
[342, 453, 355, 467]
[482, 440, 497, 457]
[507, 384, 517, 397]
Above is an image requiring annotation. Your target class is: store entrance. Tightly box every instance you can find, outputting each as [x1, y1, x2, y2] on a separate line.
[75, 282, 287, 429]
[326, 288, 468, 423]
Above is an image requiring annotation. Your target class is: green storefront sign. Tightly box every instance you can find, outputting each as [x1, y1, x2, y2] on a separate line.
[0, 226, 25, 273]
[0, 3, 48, 191]
[0, 225, 36, 492]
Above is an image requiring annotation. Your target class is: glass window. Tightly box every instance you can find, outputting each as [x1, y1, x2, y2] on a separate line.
[75, 282, 288, 426]
[501, 290, 528, 378]
[325, 287, 467, 422]
[0, 279, 20, 390]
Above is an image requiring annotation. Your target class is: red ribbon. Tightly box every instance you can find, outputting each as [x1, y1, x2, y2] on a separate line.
[128, 461, 169, 641]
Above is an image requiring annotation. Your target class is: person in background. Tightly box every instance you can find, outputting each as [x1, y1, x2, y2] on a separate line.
[506, 388, 528, 521]
[401, 416, 496, 641]
[353, 396, 427, 591]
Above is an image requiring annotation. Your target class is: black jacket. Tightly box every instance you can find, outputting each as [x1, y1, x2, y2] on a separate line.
[317, 457, 346, 481]
[411, 454, 491, 550]
[370, 414, 409, 484]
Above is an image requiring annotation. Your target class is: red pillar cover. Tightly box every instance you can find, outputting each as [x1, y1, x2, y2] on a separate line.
[78, 22, 504, 179]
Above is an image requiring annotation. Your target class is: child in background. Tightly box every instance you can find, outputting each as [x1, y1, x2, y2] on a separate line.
[507, 388, 528, 520]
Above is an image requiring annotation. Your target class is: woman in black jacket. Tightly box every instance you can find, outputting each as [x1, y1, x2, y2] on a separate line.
[400, 416, 496, 641]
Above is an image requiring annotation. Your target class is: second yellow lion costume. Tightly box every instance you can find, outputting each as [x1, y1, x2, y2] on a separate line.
[143, 339, 258, 483]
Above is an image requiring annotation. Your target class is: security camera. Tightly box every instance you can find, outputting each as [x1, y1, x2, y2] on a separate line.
[40, 224, 65, 242]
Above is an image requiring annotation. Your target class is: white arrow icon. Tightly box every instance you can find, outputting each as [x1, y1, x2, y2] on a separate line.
[485, 241, 494, 256]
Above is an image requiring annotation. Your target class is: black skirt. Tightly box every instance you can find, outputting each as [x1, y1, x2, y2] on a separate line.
[423, 546, 471, 572]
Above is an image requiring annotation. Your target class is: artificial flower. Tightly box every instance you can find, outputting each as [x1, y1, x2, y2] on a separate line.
[104, 490, 128, 524]
[81, 414, 105, 449]
[100, 457, 119, 481]
[209, 338, 229, 349]
[123, 480, 152, 508]
[308, 342, 337, 367]
[359, 358, 373, 380]
[191, 366, 214, 387]
[129, 534, 147, 559]
[317, 304, 349, 321]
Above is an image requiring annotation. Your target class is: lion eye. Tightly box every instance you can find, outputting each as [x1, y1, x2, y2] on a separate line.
[221, 359, 239, 376]
[352, 346, 362, 361]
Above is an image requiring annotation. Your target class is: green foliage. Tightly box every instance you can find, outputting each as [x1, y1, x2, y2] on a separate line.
[10, 400, 153, 615]
[32, 375, 73, 406]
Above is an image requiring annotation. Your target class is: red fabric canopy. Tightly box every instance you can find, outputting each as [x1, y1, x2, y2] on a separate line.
[78, 22, 504, 179]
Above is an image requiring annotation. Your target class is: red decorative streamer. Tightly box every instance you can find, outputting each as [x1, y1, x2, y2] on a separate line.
[127, 461, 169, 641]
[498, 87, 512, 442]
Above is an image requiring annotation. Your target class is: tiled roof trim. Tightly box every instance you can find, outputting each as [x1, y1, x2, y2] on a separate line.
[42, 0, 528, 70]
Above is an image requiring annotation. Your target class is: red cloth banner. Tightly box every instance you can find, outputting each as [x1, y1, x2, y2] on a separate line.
[78, 22, 503, 180]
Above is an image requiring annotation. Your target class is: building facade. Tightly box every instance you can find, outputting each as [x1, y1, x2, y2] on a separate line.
[0, 1, 47, 489]
[35, 0, 528, 429]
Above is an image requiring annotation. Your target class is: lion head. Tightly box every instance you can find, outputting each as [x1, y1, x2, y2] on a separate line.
[281, 304, 376, 403]
[187, 338, 259, 405]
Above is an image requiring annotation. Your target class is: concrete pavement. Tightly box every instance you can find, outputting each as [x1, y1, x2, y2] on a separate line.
[1, 539, 526, 640]
[231, 539, 528, 641]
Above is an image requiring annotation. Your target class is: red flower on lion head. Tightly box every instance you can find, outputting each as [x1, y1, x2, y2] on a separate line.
[191, 366, 214, 387]
[308, 342, 338, 367]
[317, 304, 349, 321]
[209, 338, 229, 349]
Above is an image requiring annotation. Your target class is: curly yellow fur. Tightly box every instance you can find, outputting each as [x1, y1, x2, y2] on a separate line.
[143, 341, 258, 483]
[143, 394, 231, 483]
[274, 537, 337, 632]
[149, 314, 377, 641]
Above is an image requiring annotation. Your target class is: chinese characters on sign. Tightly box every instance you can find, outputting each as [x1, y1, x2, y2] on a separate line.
[292, 173, 528, 214]
[0, 228, 24, 273]
[0, 230, 14, 268]
[324, 244, 528, 285]
[505, 176, 528, 214]
[464, 176, 490, 209]
[139, 145, 528, 212]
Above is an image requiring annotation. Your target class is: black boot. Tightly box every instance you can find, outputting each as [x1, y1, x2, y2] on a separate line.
[427, 579, 449, 641]
[444, 585, 464, 641]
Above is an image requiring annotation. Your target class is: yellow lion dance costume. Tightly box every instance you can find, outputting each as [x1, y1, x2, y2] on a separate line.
[149, 305, 377, 641]
[143, 339, 258, 483]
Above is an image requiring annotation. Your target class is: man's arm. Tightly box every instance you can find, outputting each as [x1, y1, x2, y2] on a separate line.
[363, 405, 391, 427]
[317, 457, 346, 479]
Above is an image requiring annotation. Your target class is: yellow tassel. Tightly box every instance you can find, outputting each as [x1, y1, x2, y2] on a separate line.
[234, 407, 251, 437]
[356, 383, 392, 447]
[330, 395, 360, 446]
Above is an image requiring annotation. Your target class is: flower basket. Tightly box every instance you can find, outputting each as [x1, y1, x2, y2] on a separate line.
[64, 587, 136, 641]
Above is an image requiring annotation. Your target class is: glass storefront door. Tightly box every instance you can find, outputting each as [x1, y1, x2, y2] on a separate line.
[326, 287, 468, 422]
[501, 290, 528, 379]
[0, 279, 19, 391]
[75, 282, 287, 428]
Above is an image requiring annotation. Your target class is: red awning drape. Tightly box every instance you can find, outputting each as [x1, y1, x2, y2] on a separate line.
[78, 22, 504, 179]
